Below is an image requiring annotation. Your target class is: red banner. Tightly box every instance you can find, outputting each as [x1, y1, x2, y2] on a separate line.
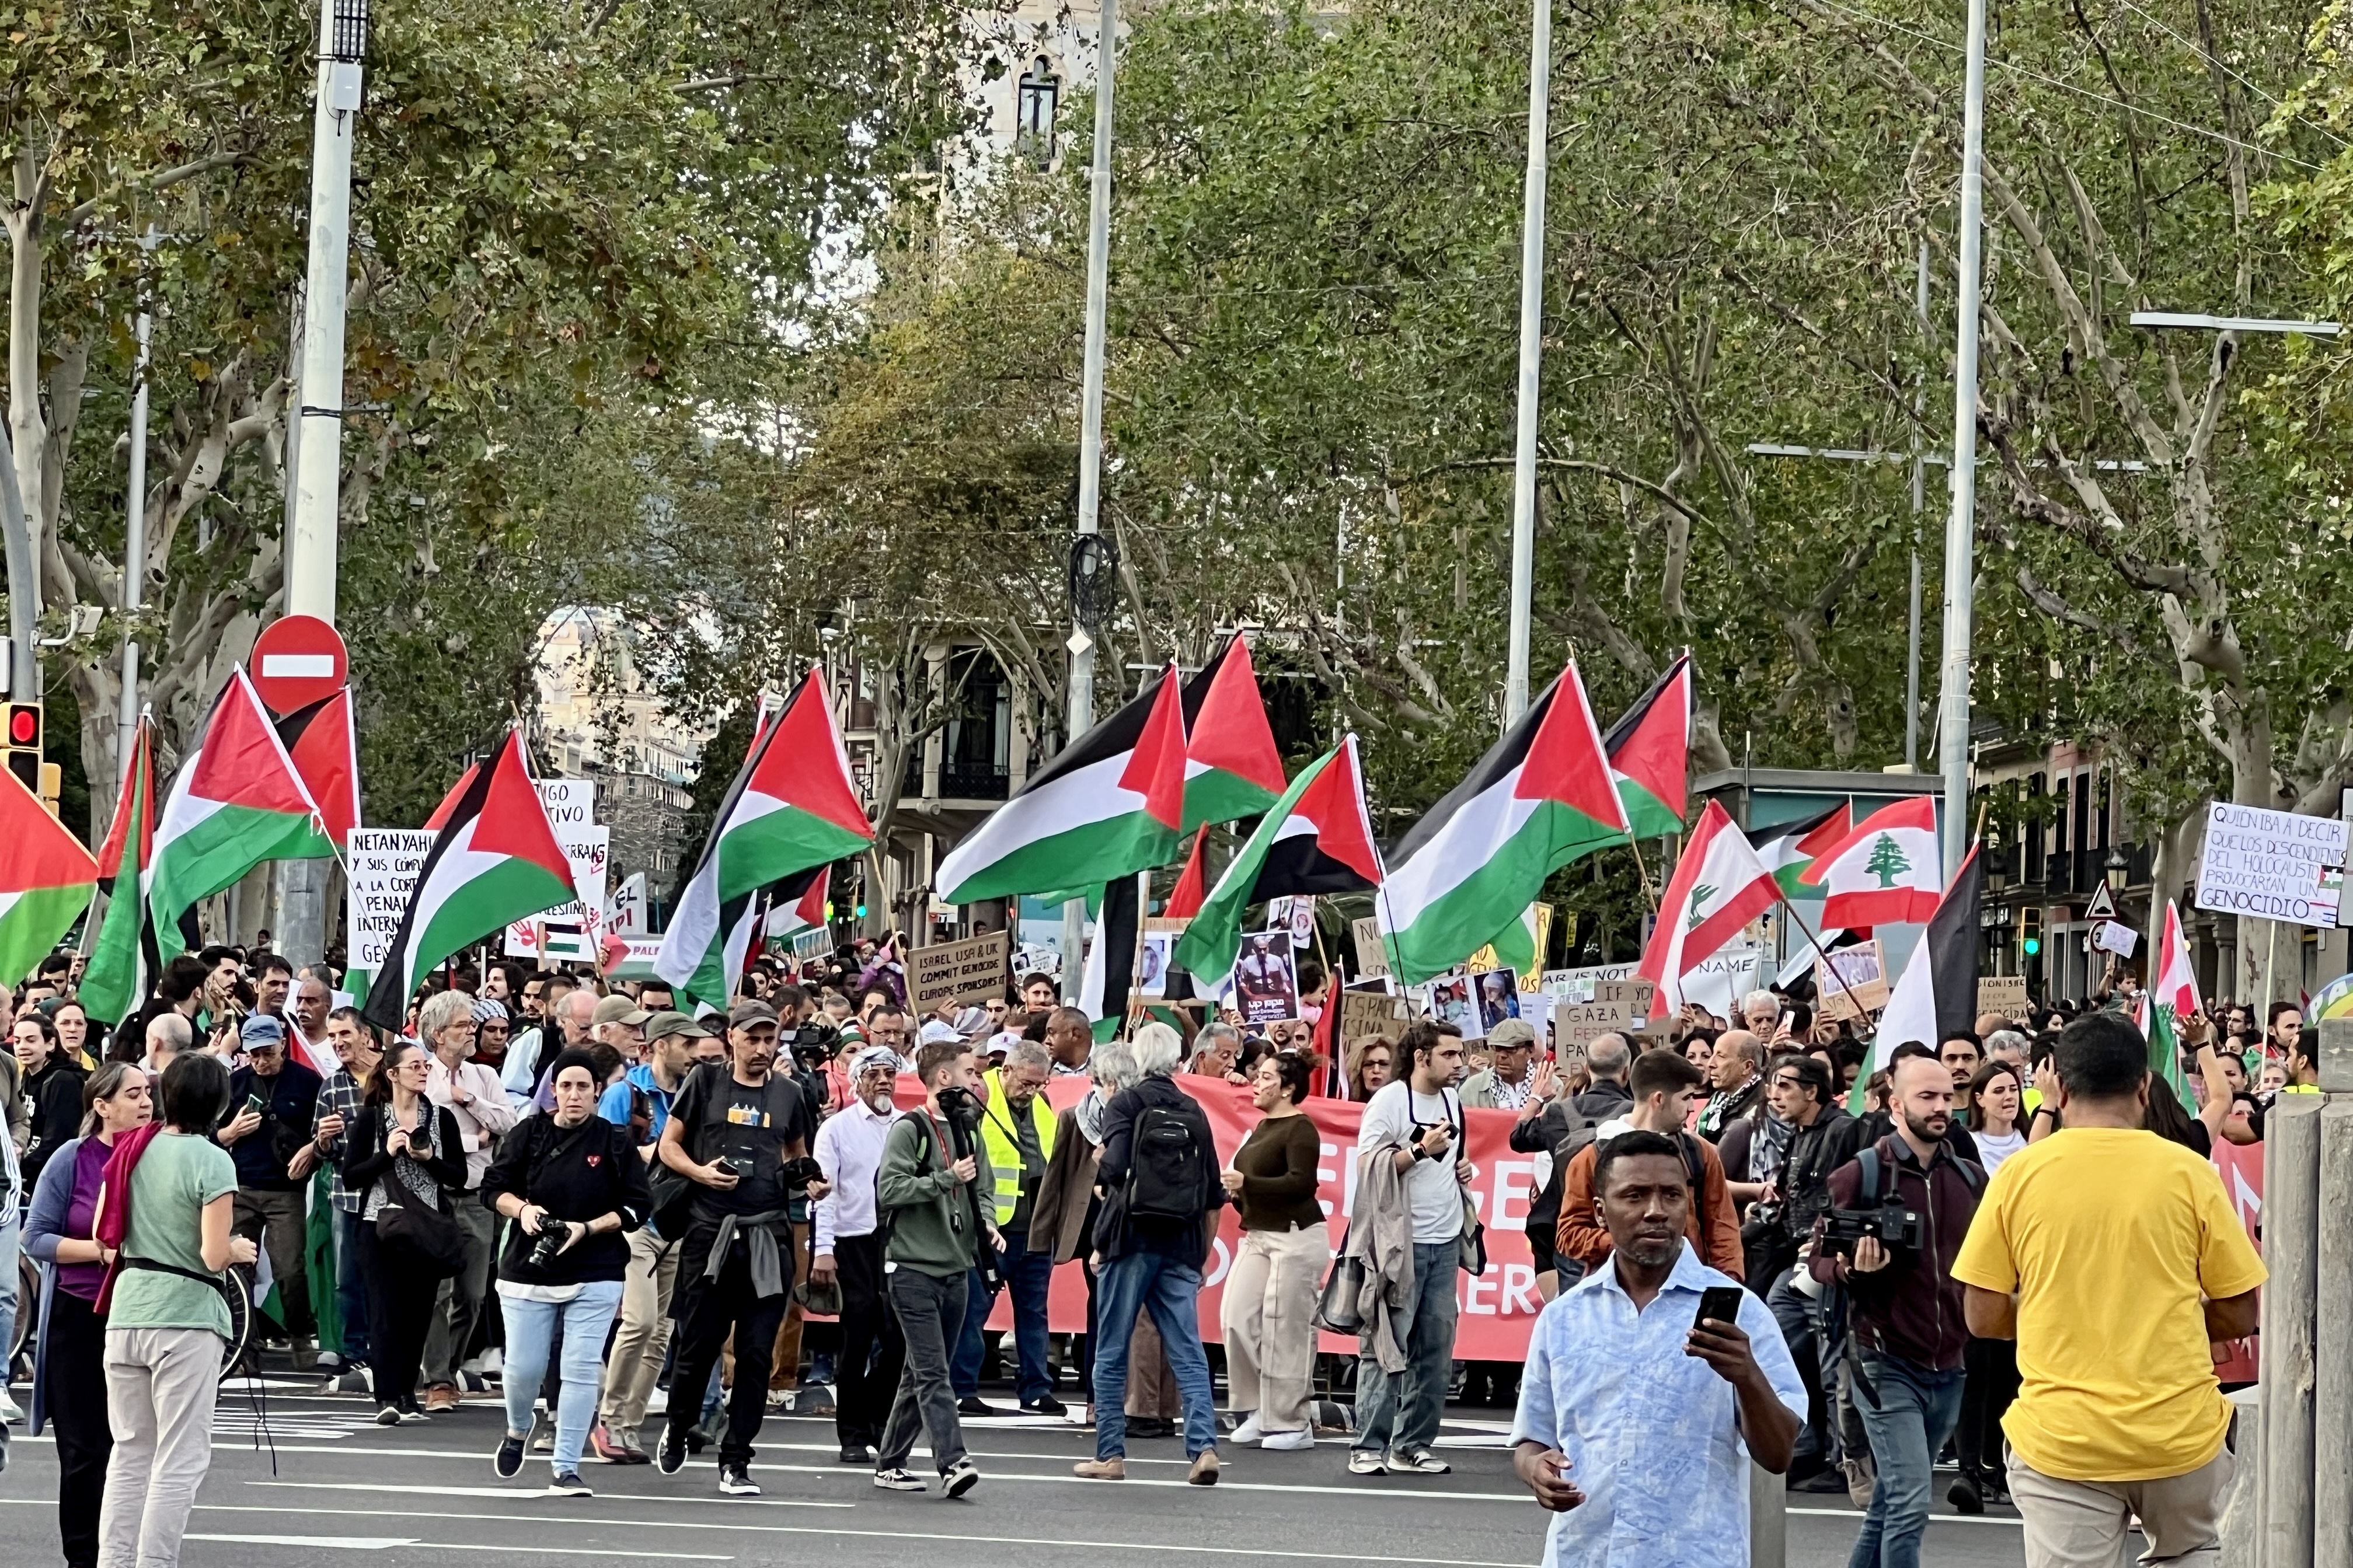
[2211, 1136, 2263, 1384]
[890, 1074, 1545, 1360]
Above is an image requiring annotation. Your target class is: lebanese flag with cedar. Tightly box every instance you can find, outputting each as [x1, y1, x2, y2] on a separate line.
[1802, 795, 1943, 927]
[1637, 799, 1782, 1012]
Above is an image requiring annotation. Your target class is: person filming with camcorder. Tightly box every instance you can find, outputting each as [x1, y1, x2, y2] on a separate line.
[1808, 1052, 1986, 1568]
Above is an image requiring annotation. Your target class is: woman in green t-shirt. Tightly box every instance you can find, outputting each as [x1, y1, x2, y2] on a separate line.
[97, 1051, 255, 1568]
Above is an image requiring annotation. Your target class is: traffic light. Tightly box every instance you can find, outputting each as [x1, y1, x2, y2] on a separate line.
[2020, 907, 2042, 958]
[4, 701, 40, 792]
[855, 901, 869, 919]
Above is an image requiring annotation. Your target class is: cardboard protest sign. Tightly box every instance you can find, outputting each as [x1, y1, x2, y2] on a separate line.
[1550, 978, 1659, 1036]
[1351, 915, 1390, 979]
[1976, 975, 2031, 1017]
[909, 930, 1011, 1014]
[1816, 939, 1890, 1021]
[1340, 989, 1414, 1045]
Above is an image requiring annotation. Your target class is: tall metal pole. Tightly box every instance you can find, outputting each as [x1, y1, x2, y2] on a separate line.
[1064, 0, 1118, 1000]
[1938, 0, 1989, 877]
[0, 424, 36, 701]
[1503, 0, 1553, 727]
[287, 0, 367, 623]
[118, 296, 152, 778]
[1906, 241, 1926, 773]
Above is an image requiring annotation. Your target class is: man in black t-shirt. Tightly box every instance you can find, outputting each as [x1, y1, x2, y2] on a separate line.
[653, 1001, 824, 1494]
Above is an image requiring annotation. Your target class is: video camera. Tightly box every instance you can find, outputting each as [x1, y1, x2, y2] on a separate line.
[1822, 1200, 1922, 1253]
[790, 1019, 839, 1070]
[778, 1155, 825, 1191]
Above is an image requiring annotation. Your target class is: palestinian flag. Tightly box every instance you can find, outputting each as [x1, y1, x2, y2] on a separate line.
[1175, 736, 1381, 983]
[657, 675, 873, 1009]
[1377, 662, 1629, 984]
[361, 731, 574, 1031]
[1603, 654, 1693, 839]
[276, 688, 361, 848]
[0, 765, 96, 989]
[150, 668, 335, 959]
[1637, 800, 1782, 1014]
[81, 718, 159, 1024]
[1165, 832, 1209, 920]
[1078, 874, 1142, 1042]
[1859, 841, 1982, 1110]
[765, 865, 831, 941]
[1751, 802, 1850, 901]
[1181, 638, 1287, 831]
[2146, 899, 2198, 1100]
[1803, 795, 1941, 928]
[935, 663, 1186, 905]
[424, 761, 479, 830]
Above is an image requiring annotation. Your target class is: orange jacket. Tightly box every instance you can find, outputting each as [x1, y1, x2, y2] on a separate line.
[1555, 1129, 1745, 1280]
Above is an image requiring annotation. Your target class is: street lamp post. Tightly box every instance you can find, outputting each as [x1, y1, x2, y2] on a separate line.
[1937, 0, 1991, 881]
[286, 0, 368, 623]
[1503, 0, 1553, 727]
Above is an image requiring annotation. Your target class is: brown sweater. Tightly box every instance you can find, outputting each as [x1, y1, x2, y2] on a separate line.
[1555, 1129, 1745, 1279]
[1233, 1113, 1323, 1232]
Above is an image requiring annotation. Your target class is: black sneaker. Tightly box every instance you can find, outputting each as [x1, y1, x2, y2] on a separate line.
[1948, 1472, 1985, 1515]
[493, 1435, 527, 1480]
[546, 1472, 594, 1497]
[873, 1468, 925, 1492]
[943, 1458, 980, 1499]
[718, 1464, 762, 1497]
[1020, 1394, 1067, 1417]
[655, 1424, 687, 1476]
[839, 1443, 875, 1466]
[375, 1405, 401, 1427]
[956, 1396, 994, 1417]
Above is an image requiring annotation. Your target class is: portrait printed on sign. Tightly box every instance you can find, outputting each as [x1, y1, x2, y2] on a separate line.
[1137, 933, 1173, 998]
[1233, 931, 1301, 1024]
[1287, 896, 1317, 950]
[1472, 966, 1521, 1032]
[1427, 973, 1479, 1038]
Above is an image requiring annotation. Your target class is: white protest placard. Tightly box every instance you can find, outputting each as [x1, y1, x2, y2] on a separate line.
[506, 781, 609, 961]
[2195, 801, 2348, 930]
[1540, 962, 1639, 1001]
[346, 829, 435, 980]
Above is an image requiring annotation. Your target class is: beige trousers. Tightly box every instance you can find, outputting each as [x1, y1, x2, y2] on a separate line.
[1219, 1225, 1331, 1432]
[596, 1227, 679, 1437]
[2007, 1441, 2233, 1568]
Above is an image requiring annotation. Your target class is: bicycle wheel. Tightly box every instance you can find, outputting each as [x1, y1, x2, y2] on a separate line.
[218, 1270, 254, 1378]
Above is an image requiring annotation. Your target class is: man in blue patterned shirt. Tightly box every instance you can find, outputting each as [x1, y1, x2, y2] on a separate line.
[1511, 1128, 1805, 1567]
[303, 1007, 383, 1383]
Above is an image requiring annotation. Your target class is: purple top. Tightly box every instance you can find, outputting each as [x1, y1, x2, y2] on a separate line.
[57, 1137, 110, 1301]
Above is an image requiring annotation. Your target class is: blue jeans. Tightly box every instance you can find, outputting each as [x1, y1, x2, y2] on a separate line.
[501, 1280, 625, 1476]
[1090, 1251, 1216, 1459]
[334, 1207, 371, 1363]
[1768, 1265, 1832, 1462]
[1352, 1240, 1460, 1456]
[951, 1227, 1054, 1403]
[1846, 1350, 1965, 1568]
[0, 1201, 19, 1382]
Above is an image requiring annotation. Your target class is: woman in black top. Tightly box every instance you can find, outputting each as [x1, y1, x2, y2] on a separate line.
[341, 1040, 465, 1424]
[15, 1011, 88, 1184]
[479, 1049, 650, 1495]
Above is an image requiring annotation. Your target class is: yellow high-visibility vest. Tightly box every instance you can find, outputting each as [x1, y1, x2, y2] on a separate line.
[977, 1066, 1057, 1228]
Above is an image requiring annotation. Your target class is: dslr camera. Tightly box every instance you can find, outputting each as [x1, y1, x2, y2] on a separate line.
[1822, 1200, 1922, 1253]
[778, 1155, 825, 1191]
[528, 1218, 574, 1270]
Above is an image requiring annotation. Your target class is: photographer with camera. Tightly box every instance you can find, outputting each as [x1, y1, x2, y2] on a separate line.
[871, 1037, 995, 1498]
[1756, 1053, 1864, 1489]
[653, 1001, 824, 1496]
[1808, 1054, 1984, 1568]
[590, 1011, 713, 1464]
[482, 1048, 651, 1495]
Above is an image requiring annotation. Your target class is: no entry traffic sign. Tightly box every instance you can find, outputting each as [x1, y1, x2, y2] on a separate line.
[251, 614, 349, 715]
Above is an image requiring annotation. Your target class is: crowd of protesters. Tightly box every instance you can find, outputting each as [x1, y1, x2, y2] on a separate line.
[0, 924, 2288, 1568]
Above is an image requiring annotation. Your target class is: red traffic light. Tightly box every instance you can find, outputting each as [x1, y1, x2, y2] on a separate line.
[6, 704, 37, 746]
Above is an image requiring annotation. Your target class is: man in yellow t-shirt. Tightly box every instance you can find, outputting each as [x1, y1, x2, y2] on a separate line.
[1953, 1013, 2265, 1568]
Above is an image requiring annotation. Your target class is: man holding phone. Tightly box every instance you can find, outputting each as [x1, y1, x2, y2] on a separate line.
[1511, 1129, 1804, 1565]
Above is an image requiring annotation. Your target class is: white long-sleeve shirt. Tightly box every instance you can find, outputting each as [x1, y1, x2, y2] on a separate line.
[813, 1098, 898, 1253]
[427, 1058, 517, 1189]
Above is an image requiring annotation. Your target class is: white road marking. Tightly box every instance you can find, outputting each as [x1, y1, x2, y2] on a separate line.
[195, 1504, 1528, 1567]
[1787, 1507, 2024, 1528]
[190, 1535, 411, 1549]
[250, 1482, 849, 1509]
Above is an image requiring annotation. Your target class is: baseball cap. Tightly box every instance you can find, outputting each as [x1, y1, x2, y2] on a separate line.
[239, 1014, 287, 1049]
[643, 1010, 713, 1042]
[591, 994, 653, 1029]
[1488, 1018, 1537, 1049]
[917, 1019, 961, 1045]
[728, 1000, 782, 1031]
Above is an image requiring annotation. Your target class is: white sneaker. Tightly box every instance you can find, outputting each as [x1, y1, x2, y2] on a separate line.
[1348, 1450, 1388, 1476]
[1230, 1413, 1263, 1445]
[1064, 1403, 1092, 1427]
[1261, 1427, 1314, 1451]
[0, 1393, 23, 1426]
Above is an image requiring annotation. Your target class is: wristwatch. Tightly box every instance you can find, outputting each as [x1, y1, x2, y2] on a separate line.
[1411, 1143, 1431, 1161]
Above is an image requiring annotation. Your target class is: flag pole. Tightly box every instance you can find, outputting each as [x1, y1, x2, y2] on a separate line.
[1775, 891, 1871, 1024]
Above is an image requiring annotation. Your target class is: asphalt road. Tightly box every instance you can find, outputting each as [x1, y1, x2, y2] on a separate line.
[0, 1375, 2026, 1568]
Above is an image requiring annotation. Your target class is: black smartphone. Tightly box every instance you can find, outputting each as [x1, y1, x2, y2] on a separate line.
[710, 1156, 737, 1178]
[1693, 1286, 1745, 1333]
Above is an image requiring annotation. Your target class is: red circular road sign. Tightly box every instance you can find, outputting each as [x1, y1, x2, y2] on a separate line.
[250, 614, 349, 715]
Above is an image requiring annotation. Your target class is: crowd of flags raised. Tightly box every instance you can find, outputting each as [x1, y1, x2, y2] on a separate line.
[0, 637, 2210, 1095]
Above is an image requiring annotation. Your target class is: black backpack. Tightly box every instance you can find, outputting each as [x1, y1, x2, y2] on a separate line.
[1125, 1098, 1214, 1221]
